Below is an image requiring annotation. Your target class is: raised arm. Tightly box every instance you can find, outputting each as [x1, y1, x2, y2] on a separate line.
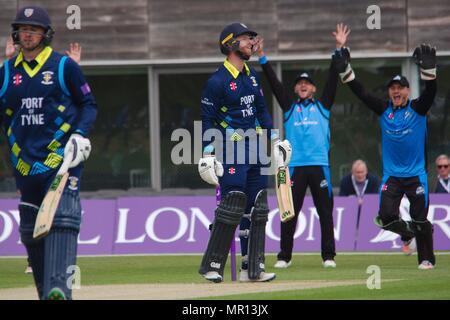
[254, 37, 293, 112]
[333, 47, 386, 115]
[320, 23, 350, 109]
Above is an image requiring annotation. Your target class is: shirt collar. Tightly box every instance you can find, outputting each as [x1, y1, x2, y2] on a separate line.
[223, 59, 250, 79]
[14, 46, 53, 68]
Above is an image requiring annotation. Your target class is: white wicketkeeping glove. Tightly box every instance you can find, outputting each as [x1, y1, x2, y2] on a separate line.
[198, 155, 224, 186]
[64, 133, 92, 168]
[273, 139, 292, 168]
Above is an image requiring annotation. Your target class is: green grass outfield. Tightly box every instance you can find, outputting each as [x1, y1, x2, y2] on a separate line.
[1, 253, 449, 299]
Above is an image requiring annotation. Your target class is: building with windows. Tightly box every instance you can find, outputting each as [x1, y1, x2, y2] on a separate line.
[1, 0, 449, 194]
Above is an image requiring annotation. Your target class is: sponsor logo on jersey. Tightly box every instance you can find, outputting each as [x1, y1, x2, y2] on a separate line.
[41, 71, 54, 85]
[381, 184, 388, 192]
[297, 106, 301, 112]
[309, 106, 316, 112]
[201, 97, 214, 106]
[230, 81, 237, 91]
[320, 179, 328, 188]
[228, 167, 236, 175]
[388, 112, 394, 120]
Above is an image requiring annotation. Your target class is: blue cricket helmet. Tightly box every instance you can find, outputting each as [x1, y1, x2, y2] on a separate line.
[11, 6, 54, 46]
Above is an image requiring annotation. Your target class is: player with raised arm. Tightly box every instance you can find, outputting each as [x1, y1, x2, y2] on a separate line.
[334, 43, 437, 269]
[254, 24, 350, 269]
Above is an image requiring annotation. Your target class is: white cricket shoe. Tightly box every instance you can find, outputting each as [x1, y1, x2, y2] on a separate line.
[402, 238, 416, 256]
[418, 260, 434, 270]
[239, 269, 276, 282]
[203, 271, 223, 283]
[323, 260, 337, 268]
[274, 260, 292, 268]
[24, 266, 33, 274]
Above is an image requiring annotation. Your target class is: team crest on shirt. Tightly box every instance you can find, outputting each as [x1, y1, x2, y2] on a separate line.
[228, 167, 236, 175]
[41, 71, 54, 85]
[13, 74, 22, 86]
[250, 76, 258, 87]
[230, 81, 237, 91]
[388, 112, 394, 120]
[381, 184, 388, 192]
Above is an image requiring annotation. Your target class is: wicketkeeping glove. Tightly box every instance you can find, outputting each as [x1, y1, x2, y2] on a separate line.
[64, 133, 92, 168]
[198, 155, 224, 186]
[413, 43, 436, 80]
[333, 47, 355, 83]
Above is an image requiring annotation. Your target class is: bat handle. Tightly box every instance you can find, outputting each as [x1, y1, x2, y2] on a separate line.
[57, 150, 74, 175]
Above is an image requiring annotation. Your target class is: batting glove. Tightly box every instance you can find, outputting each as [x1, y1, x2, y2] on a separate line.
[273, 139, 292, 168]
[413, 44, 437, 80]
[198, 155, 224, 186]
[64, 133, 92, 168]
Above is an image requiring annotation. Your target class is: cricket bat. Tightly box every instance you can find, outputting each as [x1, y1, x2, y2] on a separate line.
[33, 151, 73, 239]
[275, 165, 295, 223]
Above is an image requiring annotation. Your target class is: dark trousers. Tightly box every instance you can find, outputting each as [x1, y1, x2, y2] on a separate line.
[277, 166, 336, 262]
[379, 175, 435, 264]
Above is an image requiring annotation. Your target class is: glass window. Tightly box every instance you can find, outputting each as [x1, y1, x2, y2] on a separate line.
[82, 69, 150, 190]
[282, 59, 402, 189]
[159, 67, 274, 189]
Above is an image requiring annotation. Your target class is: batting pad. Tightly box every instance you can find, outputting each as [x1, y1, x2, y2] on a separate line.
[199, 191, 246, 277]
[248, 190, 269, 280]
[43, 188, 81, 300]
[19, 204, 45, 299]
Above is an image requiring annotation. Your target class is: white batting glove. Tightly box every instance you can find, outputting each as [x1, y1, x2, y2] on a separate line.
[273, 139, 292, 168]
[64, 133, 92, 168]
[198, 155, 224, 186]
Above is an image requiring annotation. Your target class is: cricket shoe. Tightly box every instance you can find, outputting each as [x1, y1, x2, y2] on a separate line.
[274, 260, 292, 268]
[418, 260, 434, 270]
[47, 287, 66, 300]
[323, 260, 337, 268]
[203, 271, 223, 283]
[24, 266, 33, 274]
[402, 238, 416, 256]
[240, 269, 276, 282]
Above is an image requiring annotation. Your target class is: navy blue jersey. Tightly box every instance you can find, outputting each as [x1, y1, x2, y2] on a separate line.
[200, 60, 274, 159]
[0, 47, 97, 176]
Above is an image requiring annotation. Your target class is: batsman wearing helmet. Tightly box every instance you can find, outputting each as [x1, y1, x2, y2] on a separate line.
[198, 23, 291, 283]
[0, 6, 97, 299]
[334, 44, 437, 269]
